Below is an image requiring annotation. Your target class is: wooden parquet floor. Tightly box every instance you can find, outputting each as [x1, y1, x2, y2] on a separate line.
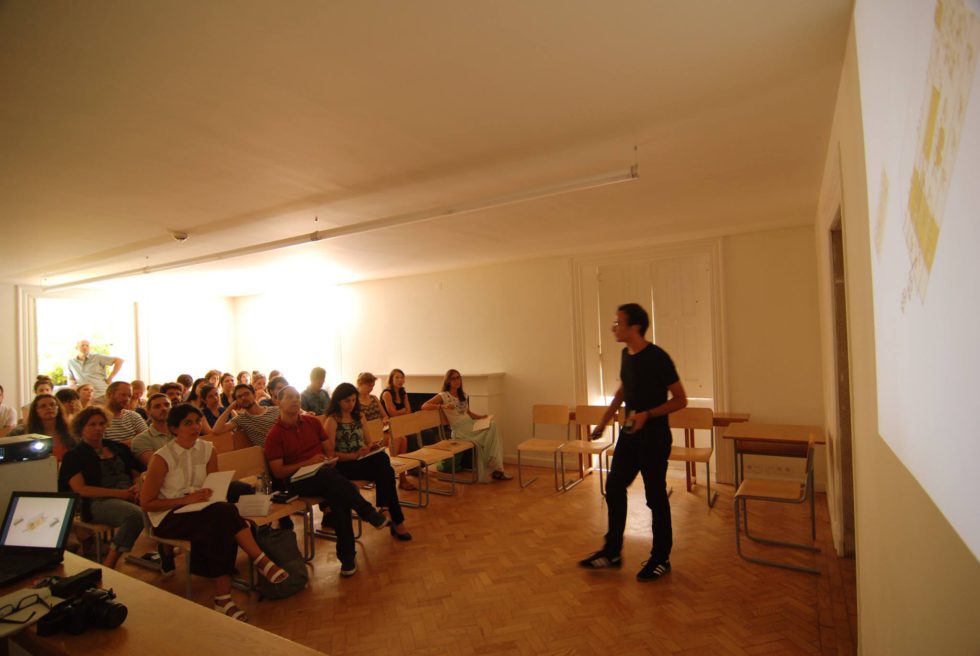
[121, 468, 857, 655]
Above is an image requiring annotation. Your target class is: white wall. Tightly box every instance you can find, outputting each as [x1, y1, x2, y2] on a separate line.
[0, 284, 18, 405]
[336, 257, 579, 457]
[815, 16, 980, 654]
[232, 290, 345, 392]
[139, 296, 237, 384]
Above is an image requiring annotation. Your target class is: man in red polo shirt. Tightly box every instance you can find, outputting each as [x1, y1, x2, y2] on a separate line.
[264, 386, 389, 577]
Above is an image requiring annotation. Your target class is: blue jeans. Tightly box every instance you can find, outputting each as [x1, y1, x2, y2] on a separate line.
[89, 497, 144, 552]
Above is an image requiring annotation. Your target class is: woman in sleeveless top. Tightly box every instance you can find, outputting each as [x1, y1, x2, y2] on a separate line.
[140, 403, 288, 623]
[324, 383, 412, 540]
[422, 369, 511, 483]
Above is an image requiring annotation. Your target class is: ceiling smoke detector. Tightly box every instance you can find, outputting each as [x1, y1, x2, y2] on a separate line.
[171, 231, 189, 242]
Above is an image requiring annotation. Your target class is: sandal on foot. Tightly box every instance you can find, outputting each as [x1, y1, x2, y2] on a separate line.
[491, 470, 513, 481]
[255, 553, 289, 584]
[214, 596, 248, 622]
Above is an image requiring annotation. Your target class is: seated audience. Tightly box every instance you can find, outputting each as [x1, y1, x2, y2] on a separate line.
[128, 379, 148, 419]
[22, 375, 54, 423]
[102, 381, 148, 442]
[77, 383, 96, 409]
[358, 372, 416, 490]
[205, 369, 221, 388]
[211, 384, 279, 446]
[422, 369, 511, 482]
[176, 373, 194, 401]
[261, 376, 288, 407]
[380, 368, 412, 419]
[54, 387, 82, 425]
[264, 386, 392, 576]
[160, 382, 184, 407]
[141, 403, 287, 623]
[130, 393, 173, 466]
[219, 373, 235, 407]
[252, 374, 271, 404]
[58, 406, 144, 568]
[185, 378, 207, 408]
[322, 384, 411, 541]
[9, 393, 76, 461]
[300, 367, 330, 416]
[0, 384, 16, 437]
[199, 383, 225, 429]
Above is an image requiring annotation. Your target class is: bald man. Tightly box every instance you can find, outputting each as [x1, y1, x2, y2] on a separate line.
[67, 339, 123, 398]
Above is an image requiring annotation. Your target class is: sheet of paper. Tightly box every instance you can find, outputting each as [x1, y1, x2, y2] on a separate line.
[472, 415, 494, 432]
[174, 470, 234, 514]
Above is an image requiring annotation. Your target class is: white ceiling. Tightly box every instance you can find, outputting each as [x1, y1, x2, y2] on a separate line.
[0, 0, 853, 296]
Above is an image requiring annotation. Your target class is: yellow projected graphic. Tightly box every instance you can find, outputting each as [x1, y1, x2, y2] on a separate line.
[903, 0, 980, 308]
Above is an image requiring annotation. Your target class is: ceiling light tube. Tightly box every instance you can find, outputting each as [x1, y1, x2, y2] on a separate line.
[43, 165, 638, 291]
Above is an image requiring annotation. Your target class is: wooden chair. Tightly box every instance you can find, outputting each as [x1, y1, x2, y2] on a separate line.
[516, 404, 569, 490]
[217, 446, 316, 561]
[667, 407, 718, 508]
[72, 518, 114, 564]
[560, 405, 615, 493]
[734, 437, 819, 574]
[390, 411, 457, 507]
[428, 408, 479, 485]
[138, 508, 195, 599]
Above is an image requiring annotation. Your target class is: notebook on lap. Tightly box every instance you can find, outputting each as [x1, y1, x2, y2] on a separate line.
[0, 491, 77, 587]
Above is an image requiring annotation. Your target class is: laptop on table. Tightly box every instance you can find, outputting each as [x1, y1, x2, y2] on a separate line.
[0, 491, 78, 587]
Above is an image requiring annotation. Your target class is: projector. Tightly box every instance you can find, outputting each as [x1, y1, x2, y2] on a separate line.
[0, 434, 53, 463]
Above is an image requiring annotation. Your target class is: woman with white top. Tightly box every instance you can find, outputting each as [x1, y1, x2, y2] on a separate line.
[421, 369, 512, 483]
[140, 403, 287, 623]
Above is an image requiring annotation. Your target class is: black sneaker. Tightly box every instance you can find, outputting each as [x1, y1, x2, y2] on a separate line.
[158, 545, 176, 577]
[636, 559, 671, 581]
[578, 551, 622, 569]
[339, 557, 357, 577]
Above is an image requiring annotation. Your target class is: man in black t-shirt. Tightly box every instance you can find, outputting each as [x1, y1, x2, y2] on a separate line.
[579, 303, 687, 581]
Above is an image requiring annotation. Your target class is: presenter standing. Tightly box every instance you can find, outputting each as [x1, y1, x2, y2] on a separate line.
[579, 303, 687, 581]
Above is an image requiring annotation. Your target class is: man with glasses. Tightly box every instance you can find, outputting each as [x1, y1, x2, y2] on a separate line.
[578, 302, 687, 582]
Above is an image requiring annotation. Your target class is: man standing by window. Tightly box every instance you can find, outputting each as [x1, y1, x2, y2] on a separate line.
[579, 303, 687, 582]
[67, 339, 123, 400]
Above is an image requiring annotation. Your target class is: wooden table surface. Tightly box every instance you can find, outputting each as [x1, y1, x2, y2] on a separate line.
[4, 552, 326, 656]
[723, 422, 825, 445]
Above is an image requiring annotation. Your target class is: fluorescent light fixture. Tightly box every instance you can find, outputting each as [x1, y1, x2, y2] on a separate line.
[43, 165, 638, 292]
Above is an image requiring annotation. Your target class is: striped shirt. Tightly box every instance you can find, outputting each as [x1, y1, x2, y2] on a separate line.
[231, 407, 280, 446]
[103, 409, 148, 442]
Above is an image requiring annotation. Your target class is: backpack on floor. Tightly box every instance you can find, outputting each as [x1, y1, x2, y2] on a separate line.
[252, 526, 309, 600]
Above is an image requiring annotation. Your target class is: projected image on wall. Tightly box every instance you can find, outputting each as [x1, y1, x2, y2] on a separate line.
[862, 0, 980, 557]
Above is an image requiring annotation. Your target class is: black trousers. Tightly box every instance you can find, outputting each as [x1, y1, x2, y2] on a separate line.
[603, 430, 673, 562]
[290, 466, 379, 562]
[336, 452, 404, 525]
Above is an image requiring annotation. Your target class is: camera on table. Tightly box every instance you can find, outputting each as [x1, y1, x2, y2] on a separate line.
[36, 568, 128, 636]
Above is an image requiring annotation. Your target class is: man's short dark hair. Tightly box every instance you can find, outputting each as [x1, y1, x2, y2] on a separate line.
[160, 382, 182, 395]
[147, 393, 169, 408]
[167, 403, 202, 430]
[233, 383, 255, 398]
[55, 388, 79, 404]
[268, 376, 288, 393]
[176, 374, 193, 388]
[106, 380, 130, 396]
[618, 303, 650, 336]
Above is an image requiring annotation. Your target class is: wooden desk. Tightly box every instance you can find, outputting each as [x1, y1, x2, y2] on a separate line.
[3, 552, 326, 656]
[723, 422, 825, 487]
[711, 412, 750, 485]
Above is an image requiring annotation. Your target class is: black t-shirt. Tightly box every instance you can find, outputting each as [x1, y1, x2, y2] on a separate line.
[620, 343, 680, 438]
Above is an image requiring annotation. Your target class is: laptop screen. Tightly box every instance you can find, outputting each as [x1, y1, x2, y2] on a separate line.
[0, 492, 76, 550]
